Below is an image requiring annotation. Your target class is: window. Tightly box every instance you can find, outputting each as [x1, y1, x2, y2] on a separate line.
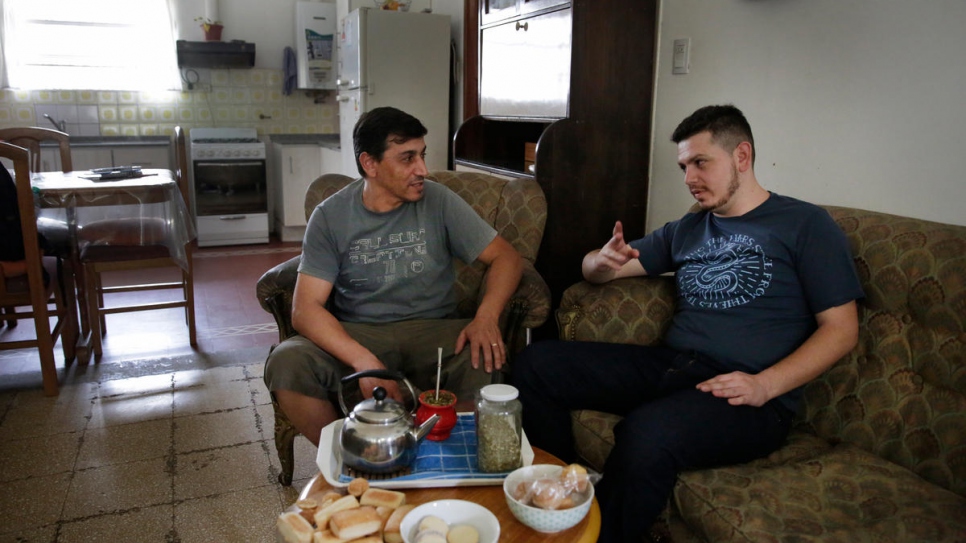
[1, 0, 181, 91]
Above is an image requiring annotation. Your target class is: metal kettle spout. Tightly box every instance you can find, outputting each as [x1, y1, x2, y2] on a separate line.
[413, 414, 439, 442]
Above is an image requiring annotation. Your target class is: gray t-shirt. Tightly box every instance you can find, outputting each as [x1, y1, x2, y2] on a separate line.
[299, 179, 497, 323]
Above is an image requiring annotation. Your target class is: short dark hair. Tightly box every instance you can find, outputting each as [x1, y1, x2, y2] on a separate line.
[671, 104, 755, 165]
[352, 107, 428, 176]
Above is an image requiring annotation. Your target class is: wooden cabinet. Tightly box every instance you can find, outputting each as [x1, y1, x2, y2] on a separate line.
[458, 0, 658, 338]
[272, 143, 342, 242]
[480, 7, 571, 118]
[481, 0, 569, 25]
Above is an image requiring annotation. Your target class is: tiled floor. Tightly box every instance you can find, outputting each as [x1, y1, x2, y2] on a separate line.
[0, 241, 326, 542]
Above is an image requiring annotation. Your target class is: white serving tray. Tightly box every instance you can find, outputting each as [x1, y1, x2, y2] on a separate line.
[316, 414, 534, 489]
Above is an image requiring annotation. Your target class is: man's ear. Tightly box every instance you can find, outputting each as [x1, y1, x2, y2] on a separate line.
[734, 141, 753, 172]
[359, 152, 378, 178]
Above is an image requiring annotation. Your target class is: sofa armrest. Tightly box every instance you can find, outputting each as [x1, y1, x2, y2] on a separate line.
[511, 260, 552, 330]
[557, 276, 677, 345]
[472, 259, 551, 351]
[255, 255, 301, 342]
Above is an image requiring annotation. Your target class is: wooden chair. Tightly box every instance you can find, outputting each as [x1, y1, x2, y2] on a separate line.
[0, 126, 73, 173]
[0, 142, 78, 396]
[78, 126, 196, 358]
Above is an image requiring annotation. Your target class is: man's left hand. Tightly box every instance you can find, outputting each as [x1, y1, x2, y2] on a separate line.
[696, 371, 770, 407]
[455, 318, 505, 373]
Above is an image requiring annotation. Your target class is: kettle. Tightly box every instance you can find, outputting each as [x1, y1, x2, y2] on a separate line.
[338, 369, 439, 474]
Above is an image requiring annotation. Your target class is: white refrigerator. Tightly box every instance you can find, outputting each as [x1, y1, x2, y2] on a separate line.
[337, 8, 451, 178]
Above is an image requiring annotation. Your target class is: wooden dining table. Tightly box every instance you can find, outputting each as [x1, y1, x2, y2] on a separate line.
[30, 168, 195, 362]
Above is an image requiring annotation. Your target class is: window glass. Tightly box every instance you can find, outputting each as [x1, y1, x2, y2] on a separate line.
[2, 0, 180, 91]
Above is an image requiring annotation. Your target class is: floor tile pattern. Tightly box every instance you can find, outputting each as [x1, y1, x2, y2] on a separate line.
[0, 241, 321, 542]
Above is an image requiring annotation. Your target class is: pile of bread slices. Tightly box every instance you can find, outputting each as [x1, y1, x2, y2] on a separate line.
[277, 477, 479, 543]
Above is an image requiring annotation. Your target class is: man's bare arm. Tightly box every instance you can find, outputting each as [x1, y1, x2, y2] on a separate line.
[455, 235, 523, 372]
[291, 273, 399, 397]
[582, 220, 647, 284]
[696, 300, 860, 406]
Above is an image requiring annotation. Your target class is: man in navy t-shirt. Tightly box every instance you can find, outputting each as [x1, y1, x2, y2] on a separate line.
[513, 105, 863, 543]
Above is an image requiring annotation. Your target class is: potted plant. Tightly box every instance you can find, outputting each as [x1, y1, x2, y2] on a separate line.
[194, 16, 223, 41]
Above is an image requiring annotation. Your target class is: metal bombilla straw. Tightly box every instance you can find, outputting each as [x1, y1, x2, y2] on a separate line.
[435, 347, 442, 402]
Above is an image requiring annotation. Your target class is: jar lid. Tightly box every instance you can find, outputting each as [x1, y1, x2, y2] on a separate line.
[480, 384, 518, 402]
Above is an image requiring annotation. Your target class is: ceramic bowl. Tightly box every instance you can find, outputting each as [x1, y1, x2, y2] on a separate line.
[503, 464, 594, 533]
[400, 499, 500, 543]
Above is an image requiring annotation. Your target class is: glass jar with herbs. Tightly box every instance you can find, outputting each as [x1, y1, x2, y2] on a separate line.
[475, 384, 522, 473]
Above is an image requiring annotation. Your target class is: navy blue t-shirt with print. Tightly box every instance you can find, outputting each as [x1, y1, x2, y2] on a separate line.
[631, 193, 864, 412]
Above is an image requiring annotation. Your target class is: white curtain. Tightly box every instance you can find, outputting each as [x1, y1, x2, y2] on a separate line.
[1, 0, 182, 91]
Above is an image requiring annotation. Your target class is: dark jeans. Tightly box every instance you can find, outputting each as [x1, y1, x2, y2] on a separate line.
[512, 340, 793, 543]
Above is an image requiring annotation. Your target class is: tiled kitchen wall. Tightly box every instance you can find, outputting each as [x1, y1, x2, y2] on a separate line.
[0, 68, 338, 137]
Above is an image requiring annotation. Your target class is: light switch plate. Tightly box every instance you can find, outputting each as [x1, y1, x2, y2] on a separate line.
[672, 38, 690, 74]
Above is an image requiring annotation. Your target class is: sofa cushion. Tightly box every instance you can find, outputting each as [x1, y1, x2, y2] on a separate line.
[674, 440, 966, 543]
[797, 207, 966, 498]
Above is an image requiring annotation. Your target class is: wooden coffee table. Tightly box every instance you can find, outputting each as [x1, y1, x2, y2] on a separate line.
[294, 447, 601, 543]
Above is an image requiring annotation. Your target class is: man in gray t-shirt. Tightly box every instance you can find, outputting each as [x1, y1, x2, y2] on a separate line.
[264, 107, 523, 446]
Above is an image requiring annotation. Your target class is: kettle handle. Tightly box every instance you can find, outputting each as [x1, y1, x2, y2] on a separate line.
[337, 369, 418, 416]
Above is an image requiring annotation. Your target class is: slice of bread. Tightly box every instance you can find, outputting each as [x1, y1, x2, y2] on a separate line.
[418, 515, 449, 535]
[360, 487, 406, 509]
[329, 506, 382, 540]
[313, 494, 360, 530]
[383, 503, 415, 543]
[277, 511, 313, 543]
[447, 524, 480, 543]
[312, 529, 348, 543]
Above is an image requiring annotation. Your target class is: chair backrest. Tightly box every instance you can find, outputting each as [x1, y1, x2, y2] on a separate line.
[0, 142, 48, 299]
[0, 126, 72, 173]
[303, 170, 548, 263]
[173, 126, 190, 204]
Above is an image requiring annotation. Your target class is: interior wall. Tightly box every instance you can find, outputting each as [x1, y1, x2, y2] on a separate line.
[648, 0, 966, 231]
[173, 0, 464, 127]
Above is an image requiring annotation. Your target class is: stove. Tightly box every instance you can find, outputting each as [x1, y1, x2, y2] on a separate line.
[188, 128, 269, 247]
[190, 128, 267, 160]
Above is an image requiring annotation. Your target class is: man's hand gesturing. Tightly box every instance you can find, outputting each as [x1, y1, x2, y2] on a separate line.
[595, 221, 640, 271]
[582, 220, 645, 284]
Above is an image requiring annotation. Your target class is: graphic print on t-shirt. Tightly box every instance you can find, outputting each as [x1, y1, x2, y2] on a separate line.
[347, 228, 427, 287]
[678, 234, 773, 309]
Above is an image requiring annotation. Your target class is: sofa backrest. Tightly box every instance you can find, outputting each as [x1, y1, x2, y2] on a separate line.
[798, 205, 966, 497]
[304, 171, 546, 261]
[303, 170, 547, 317]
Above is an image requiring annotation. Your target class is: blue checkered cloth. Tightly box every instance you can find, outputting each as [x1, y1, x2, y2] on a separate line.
[337, 413, 512, 483]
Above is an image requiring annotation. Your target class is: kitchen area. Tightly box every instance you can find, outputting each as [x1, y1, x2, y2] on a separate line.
[0, 0, 465, 246]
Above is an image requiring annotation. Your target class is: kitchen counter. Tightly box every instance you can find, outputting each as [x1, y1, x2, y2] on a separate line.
[269, 134, 340, 150]
[40, 136, 171, 147]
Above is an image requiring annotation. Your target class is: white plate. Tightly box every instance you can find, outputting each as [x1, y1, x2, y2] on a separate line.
[316, 415, 534, 489]
[400, 499, 500, 543]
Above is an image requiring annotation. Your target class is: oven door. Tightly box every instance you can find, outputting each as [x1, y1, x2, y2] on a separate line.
[192, 159, 267, 216]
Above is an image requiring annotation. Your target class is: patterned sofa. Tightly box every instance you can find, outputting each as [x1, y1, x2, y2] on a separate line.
[556, 206, 966, 542]
[256, 170, 551, 485]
